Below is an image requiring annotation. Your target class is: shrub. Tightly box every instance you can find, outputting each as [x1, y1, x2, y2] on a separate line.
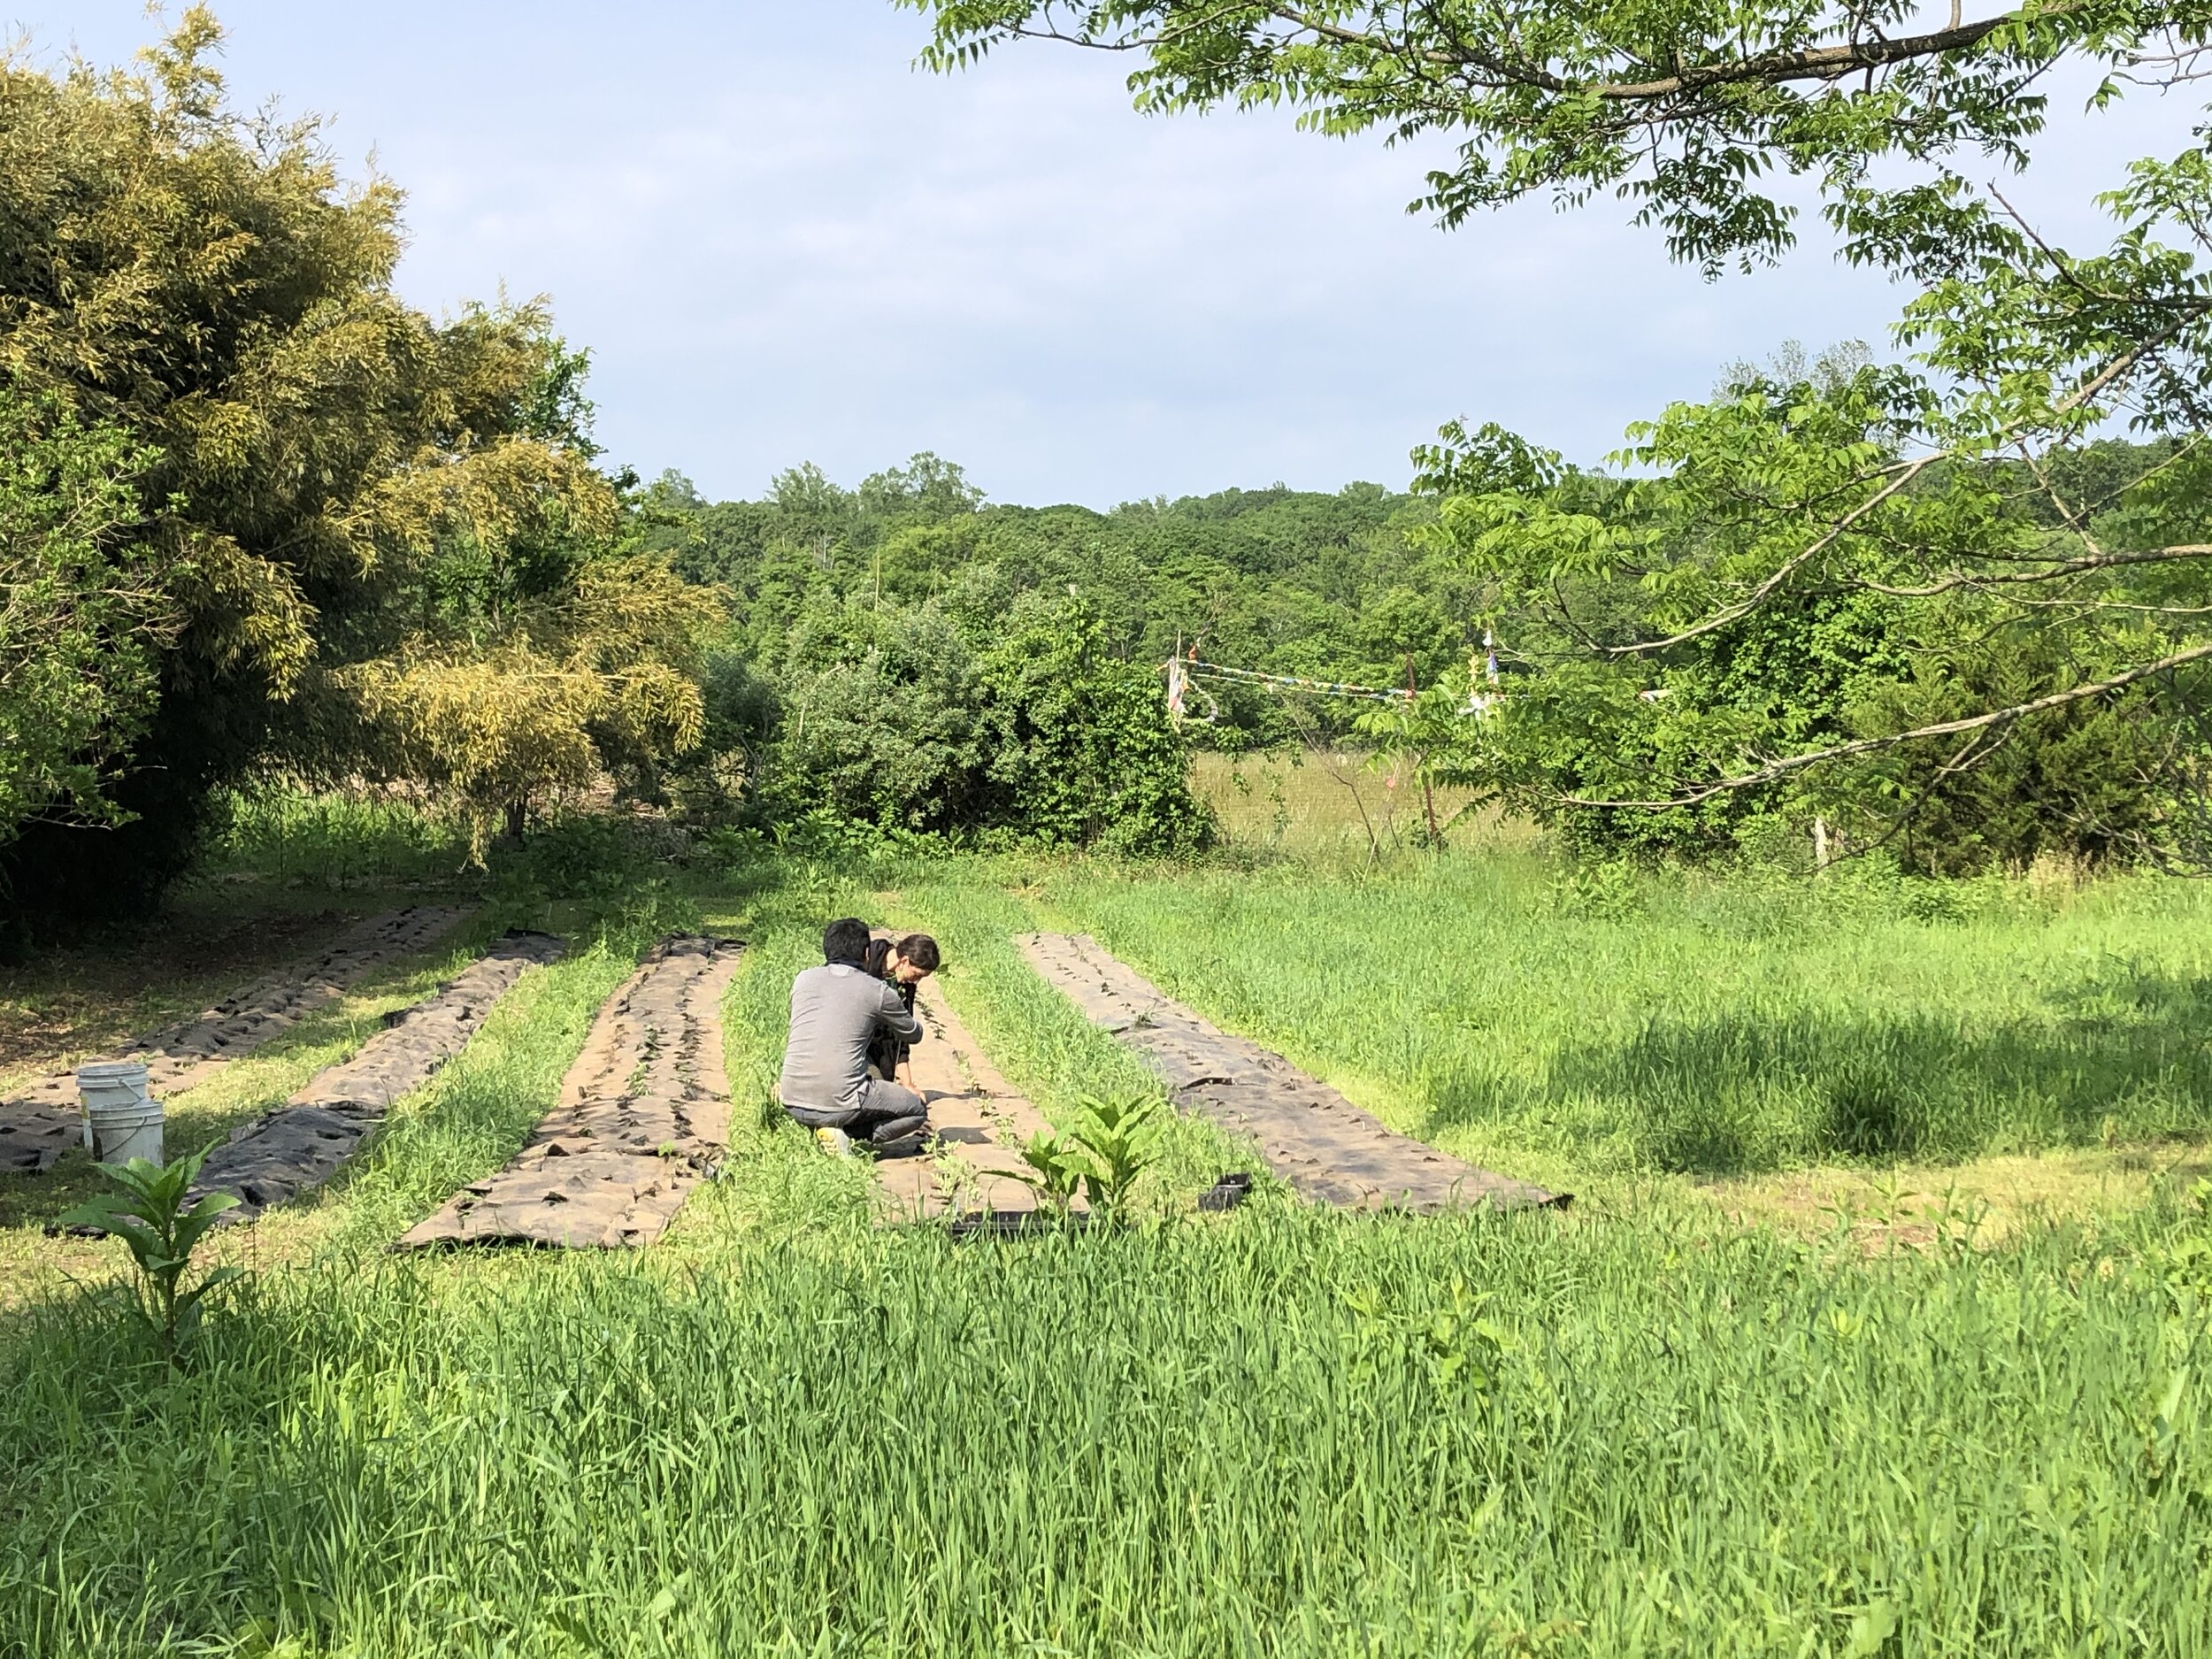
[975, 597, 1213, 856]
[754, 595, 1212, 855]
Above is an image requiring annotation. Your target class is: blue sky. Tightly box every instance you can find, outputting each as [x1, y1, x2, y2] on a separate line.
[24, 3, 2202, 506]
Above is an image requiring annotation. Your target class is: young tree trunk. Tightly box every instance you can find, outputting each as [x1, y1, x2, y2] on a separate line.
[504, 798, 527, 844]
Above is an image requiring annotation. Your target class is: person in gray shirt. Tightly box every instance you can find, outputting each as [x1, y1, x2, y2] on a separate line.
[779, 917, 928, 1151]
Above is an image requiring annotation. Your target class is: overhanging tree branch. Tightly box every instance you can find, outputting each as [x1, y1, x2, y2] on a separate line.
[1560, 638, 2212, 809]
[996, 1, 2062, 99]
[1604, 454, 1939, 655]
[1858, 542, 2212, 595]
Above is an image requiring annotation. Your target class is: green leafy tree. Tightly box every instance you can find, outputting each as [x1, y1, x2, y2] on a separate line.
[0, 391, 167, 840]
[858, 452, 987, 520]
[910, 0, 2212, 860]
[330, 555, 721, 852]
[902, 0, 2185, 273]
[977, 596, 1213, 853]
[0, 13, 705, 923]
[763, 599, 989, 831]
[742, 591, 1210, 852]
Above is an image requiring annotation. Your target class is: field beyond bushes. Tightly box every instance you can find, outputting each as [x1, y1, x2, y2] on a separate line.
[1, 826, 2208, 1656]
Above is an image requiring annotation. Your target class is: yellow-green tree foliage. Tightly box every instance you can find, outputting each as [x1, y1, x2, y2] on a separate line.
[336, 557, 719, 852]
[0, 12, 712, 919]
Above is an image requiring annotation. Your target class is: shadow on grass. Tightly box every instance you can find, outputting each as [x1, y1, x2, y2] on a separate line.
[1503, 971, 2212, 1175]
[0, 1024, 414, 1237]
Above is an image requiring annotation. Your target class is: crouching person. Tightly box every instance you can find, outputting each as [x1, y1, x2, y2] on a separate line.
[863, 932, 940, 1087]
[779, 917, 928, 1155]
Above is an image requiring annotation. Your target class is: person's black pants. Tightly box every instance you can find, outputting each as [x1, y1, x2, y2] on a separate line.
[785, 1079, 926, 1142]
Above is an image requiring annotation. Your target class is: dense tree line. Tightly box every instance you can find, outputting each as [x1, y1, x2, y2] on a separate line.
[911, 0, 2212, 877]
[10, 0, 2212, 946]
[634, 457, 1483, 734]
[622, 458, 1472, 849]
[640, 412, 2205, 875]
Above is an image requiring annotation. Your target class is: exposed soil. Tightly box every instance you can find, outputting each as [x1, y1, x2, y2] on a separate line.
[874, 974, 1082, 1226]
[0, 907, 350, 1080]
[397, 934, 742, 1250]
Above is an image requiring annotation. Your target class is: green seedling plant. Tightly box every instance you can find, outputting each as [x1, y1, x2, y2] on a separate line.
[1344, 1276, 1512, 1407]
[1067, 1092, 1165, 1225]
[58, 1145, 243, 1365]
[1014, 1096, 1166, 1225]
[1015, 1131, 1087, 1217]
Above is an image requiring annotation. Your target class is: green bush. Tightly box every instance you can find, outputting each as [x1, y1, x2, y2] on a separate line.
[752, 595, 1211, 855]
[974, 596, 1212, 856]
[762, 600, 987, 831]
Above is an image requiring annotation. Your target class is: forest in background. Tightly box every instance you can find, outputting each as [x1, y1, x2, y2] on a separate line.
[633, 410, 2202, 879]
[626, 459, 1466, 818]
[9, 1, 2212, 949]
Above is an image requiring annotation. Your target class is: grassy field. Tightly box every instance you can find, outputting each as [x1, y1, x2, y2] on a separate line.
[1187, 749, 1510, 863]
[2, 820, 2209, 1655]
[1028, 856, 2212, 1175]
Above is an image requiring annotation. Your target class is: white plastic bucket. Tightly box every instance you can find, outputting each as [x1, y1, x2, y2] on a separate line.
[78, 1061, 163, 1165]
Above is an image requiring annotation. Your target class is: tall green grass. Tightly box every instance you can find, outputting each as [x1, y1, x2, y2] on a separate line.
[4, 1193, 2206, 1656]
[201, 786, 474, 888]
[1025, 854, 2212, 1177]
[4, 847, 2209, 1656]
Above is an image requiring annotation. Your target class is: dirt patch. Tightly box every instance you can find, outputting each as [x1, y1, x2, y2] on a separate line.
[191, 932, 566, 1223]
[1022, 932, 1563, 1214]
[0, 907, 472, 1176]
[396, 934, 742, 1250]
[873, 975, 1083, 1227]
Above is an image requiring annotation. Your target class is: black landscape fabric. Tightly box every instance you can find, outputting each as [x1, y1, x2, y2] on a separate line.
[1021, 932, 1565, 1214]
[0, 906, 472, 1177]
[395, 934, 742, 1250]
[192, 930, 567, 1221]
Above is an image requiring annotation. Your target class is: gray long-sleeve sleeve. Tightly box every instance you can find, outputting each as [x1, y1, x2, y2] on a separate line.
[778, 963, 925, 1112]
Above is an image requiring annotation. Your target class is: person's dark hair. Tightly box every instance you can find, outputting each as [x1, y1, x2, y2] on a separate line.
[822, 918, 872, 964]
[895, 933, 941, 973]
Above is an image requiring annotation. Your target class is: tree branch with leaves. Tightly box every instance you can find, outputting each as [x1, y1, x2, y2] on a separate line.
[909, 0, 2212, 868]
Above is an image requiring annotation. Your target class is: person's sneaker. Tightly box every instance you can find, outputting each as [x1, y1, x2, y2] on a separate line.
[814, 1125, 853, 1158]
[870, 1114, 928, 1146]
